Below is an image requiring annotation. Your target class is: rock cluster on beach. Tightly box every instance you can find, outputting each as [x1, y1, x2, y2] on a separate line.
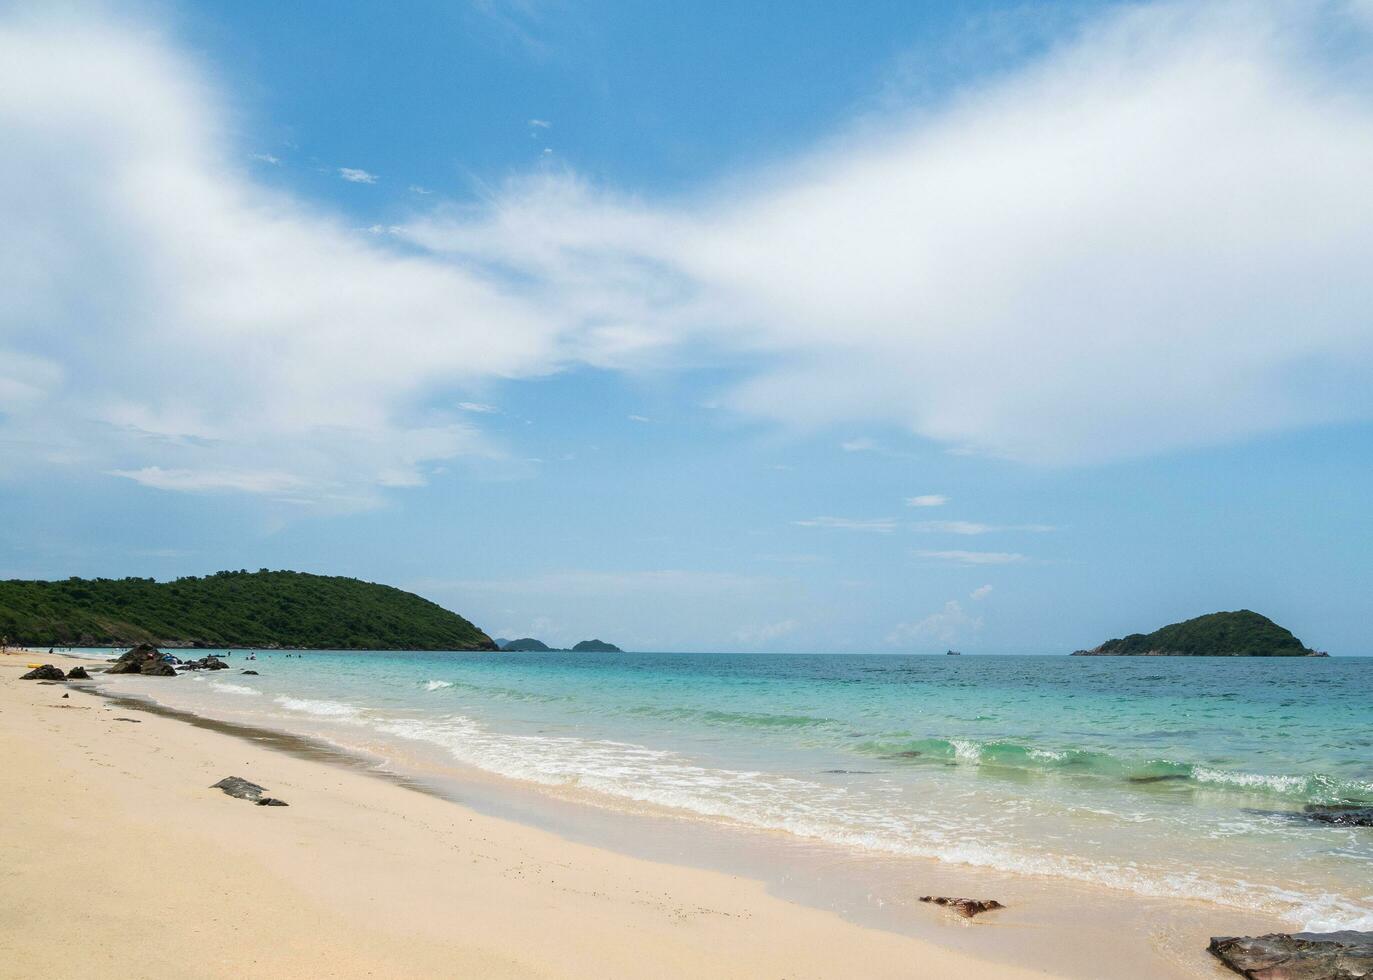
[1208, 930, 1373, 978]
[106, 642, 173, 675]
[919, 896, 1004, 918]
[20, 664, 66, 680]
[178, 655, 229, 671]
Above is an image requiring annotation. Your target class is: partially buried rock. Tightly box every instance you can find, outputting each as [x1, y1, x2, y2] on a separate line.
[241, 670, 259, 675]
[20, 664, 65, 681]
[1209, 931, 1373, 979]
[1302, 805, 1373, 828]
[139, 660, 177, 676]
[920, 896, 1005, 918]
[66, 666, 91, 680]
[211, 776, 288, 807]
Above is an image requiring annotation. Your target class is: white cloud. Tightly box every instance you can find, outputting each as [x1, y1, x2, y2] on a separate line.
[905, 494, 948, 507]
[0, 12, 613, 501]
[458, 401, 499, 414]
[627, 414, 652, 423]
[887, 600, 981, 646]
[912, 520, 1054, 535]
[409, 184, 432, 195]
[403, 2, 1373, 464]
[6, 0, 1373, 509]
[108, 466, 304, 494]
[733, 619, 798, 645]
[251, 152, 279, 165]
[793, 516, 898, 532]
[426, 569, 775, 597]
[840, 437, 880, 452]
[338, 167, 377, 183]
[917, 550, 1027, 565]
[970, 584, 994, 600]
[528, 118, 551, 129]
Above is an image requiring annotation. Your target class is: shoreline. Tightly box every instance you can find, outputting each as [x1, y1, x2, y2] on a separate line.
[3, 653, 1277, 978]
[1, 651, 1060, 979]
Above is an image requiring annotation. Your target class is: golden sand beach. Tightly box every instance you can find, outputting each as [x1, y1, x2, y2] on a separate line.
[0, 653, 1067, 980]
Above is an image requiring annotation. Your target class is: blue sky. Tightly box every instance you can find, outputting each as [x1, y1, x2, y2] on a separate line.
[2, 0, 1372, 653]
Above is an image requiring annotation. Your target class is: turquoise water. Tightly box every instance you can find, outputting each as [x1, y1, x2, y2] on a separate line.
[92, 650, 1373, 930]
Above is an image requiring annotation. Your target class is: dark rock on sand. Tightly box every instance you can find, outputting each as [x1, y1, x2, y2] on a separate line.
[20, 664, 65, 680]
[1244, 805, 1373, 829]
[1302, 805, 1373, 828]
[66, 665, 91, 680]
[113, 717, 141, 723]
[1126, 773, 1191, 784]
[140, 660, 177, 676]
[1208, 931, 1373, 978]
[241, 670, 259, 675]
[212, 776, 267, 800]
[920, 896, 1005, 918]
[211, 776, 288, 807]
[61, 692, 69, 698]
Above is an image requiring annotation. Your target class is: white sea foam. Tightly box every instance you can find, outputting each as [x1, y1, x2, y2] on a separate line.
[210, 681, 260, 697]
[424, 680, 454, 691]
[274, 695, 361, 719]
[1191, 767, 1308, 795]
[359, 711, 1373, 932]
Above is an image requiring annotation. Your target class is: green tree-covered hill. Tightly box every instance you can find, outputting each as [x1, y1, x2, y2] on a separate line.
[0, 570, 496, 650]
[1072, 610, 1321, 656]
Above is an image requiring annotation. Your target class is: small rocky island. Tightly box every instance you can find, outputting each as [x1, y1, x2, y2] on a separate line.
[497, 637, 624, 652]
[571, 639, 622, 653]
[1073, 610, 1326, 657]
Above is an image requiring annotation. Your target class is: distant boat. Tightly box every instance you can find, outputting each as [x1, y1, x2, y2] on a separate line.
[946, 649, 961, 656]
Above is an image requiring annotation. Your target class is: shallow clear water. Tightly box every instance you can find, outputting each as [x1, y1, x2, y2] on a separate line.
[88, 649, 1373, 931]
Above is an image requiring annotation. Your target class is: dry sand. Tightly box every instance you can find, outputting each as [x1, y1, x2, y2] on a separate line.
[0, 653, 1062, 979]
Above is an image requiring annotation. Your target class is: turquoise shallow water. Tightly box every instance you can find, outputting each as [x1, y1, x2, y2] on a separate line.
[91, 650, 1373, 931]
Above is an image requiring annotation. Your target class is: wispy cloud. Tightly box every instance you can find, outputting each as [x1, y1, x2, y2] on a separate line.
[733, 619, 798, 645]
[627, 414, 652, 423]
[912, 520, 1054, 535]
[409, 184, 432, 195]
[528, 118, 551, 129]
[338, 167, 377, 184]
[426, 569, 775, 597]
[887, 600, 981, 646]
[917, 550, 1027, 565]
[905, 494, 948, 507]
[251, 152, 279, 165]
[8, 1, 1373, 507]
[108, 466, 304, 494]
[794, 516, 898, 533]
[458, 401, 499, 414]
[970, 584, 994, 600]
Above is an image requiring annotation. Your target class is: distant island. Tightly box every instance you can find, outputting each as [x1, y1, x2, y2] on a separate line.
[571, 639, 622, 652]
[500, 638, 552, 652]
[0, 570, 497, 651]
[1072, 610, 1326, 657]
[497, 637, 624, 653]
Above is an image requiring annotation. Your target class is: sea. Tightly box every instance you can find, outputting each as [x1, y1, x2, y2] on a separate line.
[76, 649, 1373, 934]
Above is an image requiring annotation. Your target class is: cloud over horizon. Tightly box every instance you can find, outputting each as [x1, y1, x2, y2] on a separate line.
[4, 1, 1373, 506]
